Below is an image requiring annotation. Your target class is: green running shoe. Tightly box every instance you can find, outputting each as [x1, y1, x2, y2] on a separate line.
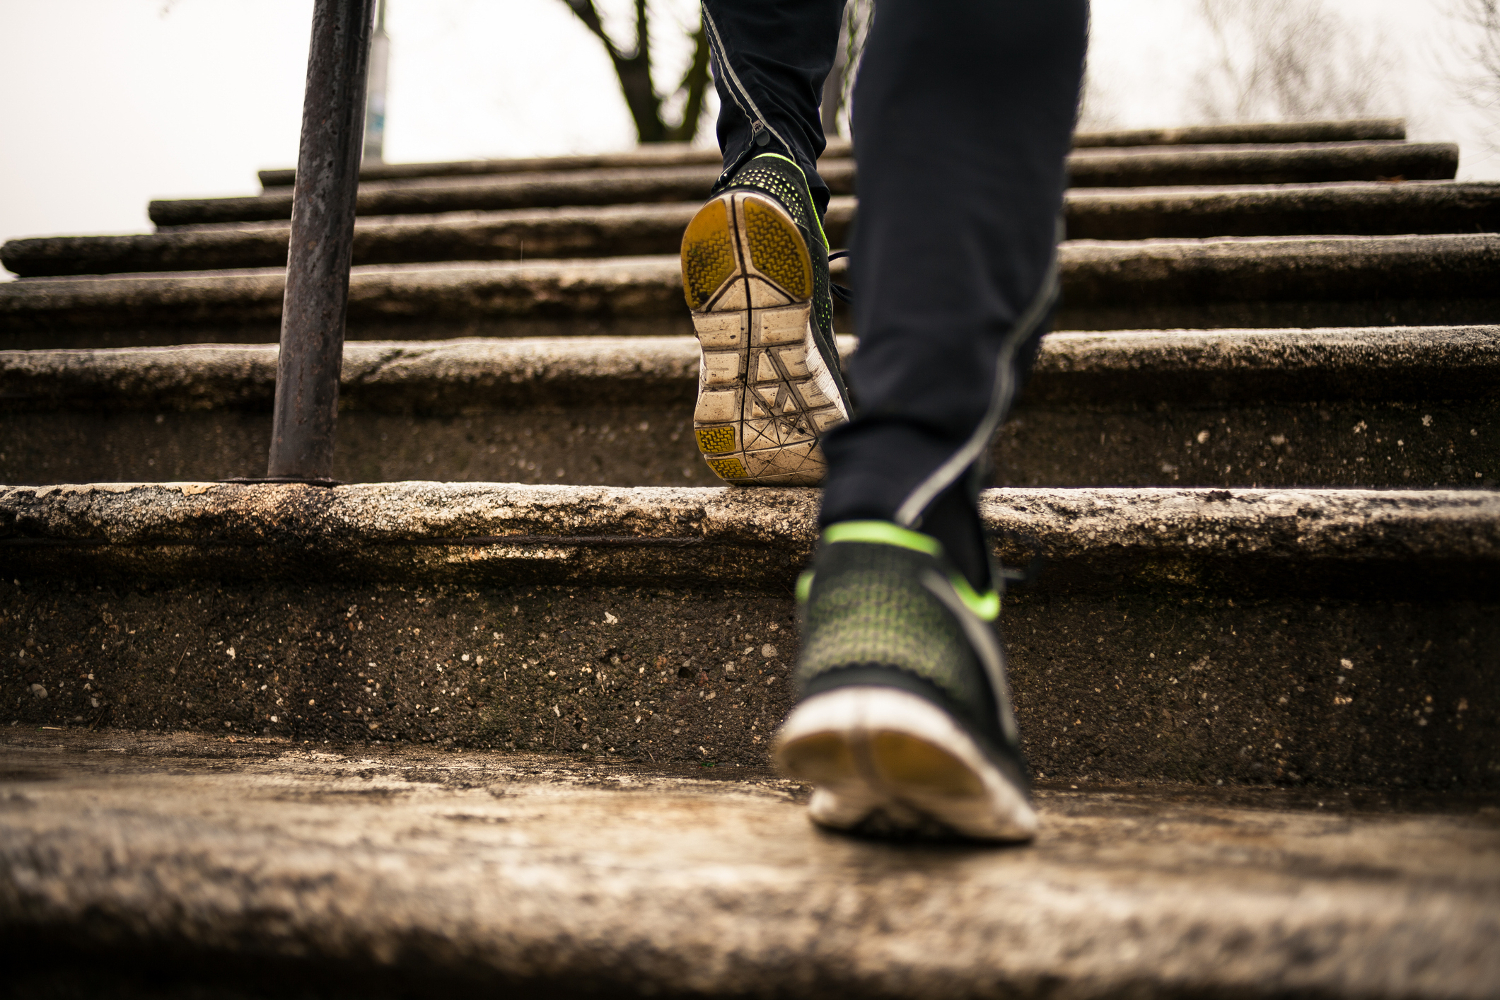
[773, 521, 1037, 841]
[680, 152, 852, 485]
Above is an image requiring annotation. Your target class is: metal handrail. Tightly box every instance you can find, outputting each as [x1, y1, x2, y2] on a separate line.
[264, 0, 377, 484]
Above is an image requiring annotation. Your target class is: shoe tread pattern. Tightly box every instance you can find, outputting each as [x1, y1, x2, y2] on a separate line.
[682, 188, 846, 486]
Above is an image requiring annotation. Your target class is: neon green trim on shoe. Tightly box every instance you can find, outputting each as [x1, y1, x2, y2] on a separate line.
[795, 569, 815, 603]
[754, 152, 831, 251]
[949, 574, 1001, 622]
[823, 520, 943, 556]
[823, 520, 1001, 621]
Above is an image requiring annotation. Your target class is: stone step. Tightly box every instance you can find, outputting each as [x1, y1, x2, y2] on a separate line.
[257, 139, 849, 189]
[3, 234, 1495, 349]
[3, 328, 1495, 489]
[13, 181, 1493, 280]
[131, 142, 1459, 231]
[252, 118, 1406, 187]
[1071, 115, 1407, 148]
[3, 481, 1496, 788]
[3, 729, 1495, 1000]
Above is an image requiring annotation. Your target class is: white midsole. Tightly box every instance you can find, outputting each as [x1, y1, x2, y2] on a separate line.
[775, 686, 1038, 841]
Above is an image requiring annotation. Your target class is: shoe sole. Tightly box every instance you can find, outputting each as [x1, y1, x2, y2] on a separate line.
[680, 191, 848, 486]
[773, 686, 1038, 842]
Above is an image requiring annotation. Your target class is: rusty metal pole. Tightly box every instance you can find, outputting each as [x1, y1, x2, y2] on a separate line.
[266, 0, 377, 482]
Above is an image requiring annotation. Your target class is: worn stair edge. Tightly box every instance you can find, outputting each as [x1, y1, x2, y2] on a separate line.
[3, 327, 1497, 415]
[16, 181, 1490, 280]
[3, 235, 1496, 344]
[118, 142, 1462, 233]
[1071, 116, 1406, 148]
[2, 482, 1496, 593]
[153, 180, 1500, 244]
[2, 734, 1497, 1000]
[3, 484, 1497, 787]
[251, 119, 1406, 187]
[6, 331, 1497, 492]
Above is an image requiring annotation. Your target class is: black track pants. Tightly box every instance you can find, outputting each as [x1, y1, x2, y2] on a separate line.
[701, 0, 1088, 562]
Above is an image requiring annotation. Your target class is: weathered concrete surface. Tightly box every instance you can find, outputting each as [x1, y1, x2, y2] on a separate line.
[256, 137, 853, 187]
[0, 258, 699, 350]
[4, 397, 1493, 490]
[6, 328, 1494, 414]
[2, 731, 1498, 1000]
[0, 336, 717, 412]
[1058, 233, 1500, 330]
[1, 484, 1496, 783]
[80, 141, 1457, 235]
[1072, 117, 1406, 148]
[3, 483, 1495, 592]
[1064, 141, 1457, 188]
[253, 121, 1404, 188]
[1063, 180, 1500, 240]
[13, 182, 1491, 279]
[2, 329, 1495, 489]
[5, 235, 1496, 349]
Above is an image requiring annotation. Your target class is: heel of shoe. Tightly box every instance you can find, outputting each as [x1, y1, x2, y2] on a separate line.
[776, 687, 1038, 842]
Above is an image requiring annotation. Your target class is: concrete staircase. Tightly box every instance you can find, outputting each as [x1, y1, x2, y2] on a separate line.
[2, 117, 1498, 998]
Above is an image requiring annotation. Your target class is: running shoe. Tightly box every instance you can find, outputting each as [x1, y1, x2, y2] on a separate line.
[773, 521, 1037, 841]
[680, 152, 852, 485]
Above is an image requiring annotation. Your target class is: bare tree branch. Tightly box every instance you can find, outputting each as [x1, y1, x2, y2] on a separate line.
[1191, 0, 1401, 123]
[561, 0, 624, 61]
[1446, 0, 1500, 151]
[664, 25, 711, 142]
[560, 0, 710, 144]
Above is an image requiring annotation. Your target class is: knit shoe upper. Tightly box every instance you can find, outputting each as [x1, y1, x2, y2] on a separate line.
[680, 153, 851, 486]
[775, 522, 1035, 841]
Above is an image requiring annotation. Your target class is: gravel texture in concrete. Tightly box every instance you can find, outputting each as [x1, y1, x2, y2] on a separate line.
[2, 328, 1495, 489]
[2, 484, 1496, 784]
[2, 729, 1497, 1000]
[3, 482, 1496, 591]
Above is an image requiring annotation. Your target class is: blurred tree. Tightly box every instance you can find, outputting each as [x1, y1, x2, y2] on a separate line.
[561, 0, 711, 143]
[1447, 0, 1500, 151]
[1191, 0, 1400, 122]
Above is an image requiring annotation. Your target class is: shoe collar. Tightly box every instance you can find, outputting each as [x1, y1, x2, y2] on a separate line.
[809, 520, 1001, 621]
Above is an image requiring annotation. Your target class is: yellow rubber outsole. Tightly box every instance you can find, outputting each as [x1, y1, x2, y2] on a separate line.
[778, 730, 985, 800]
[681, 191, 844, 487]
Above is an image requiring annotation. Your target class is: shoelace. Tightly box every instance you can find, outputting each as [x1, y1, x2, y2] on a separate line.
[828, 249, 854, 304]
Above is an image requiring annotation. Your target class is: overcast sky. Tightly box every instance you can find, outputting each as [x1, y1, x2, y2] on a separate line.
[1, 0, 1494, 274]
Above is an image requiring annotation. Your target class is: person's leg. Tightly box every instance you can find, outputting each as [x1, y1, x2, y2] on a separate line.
[700, 0, 844, 216]
[682, 1, 852, 485]
[822, 0, 1089, 585]
[775, 0, 1088, 841]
